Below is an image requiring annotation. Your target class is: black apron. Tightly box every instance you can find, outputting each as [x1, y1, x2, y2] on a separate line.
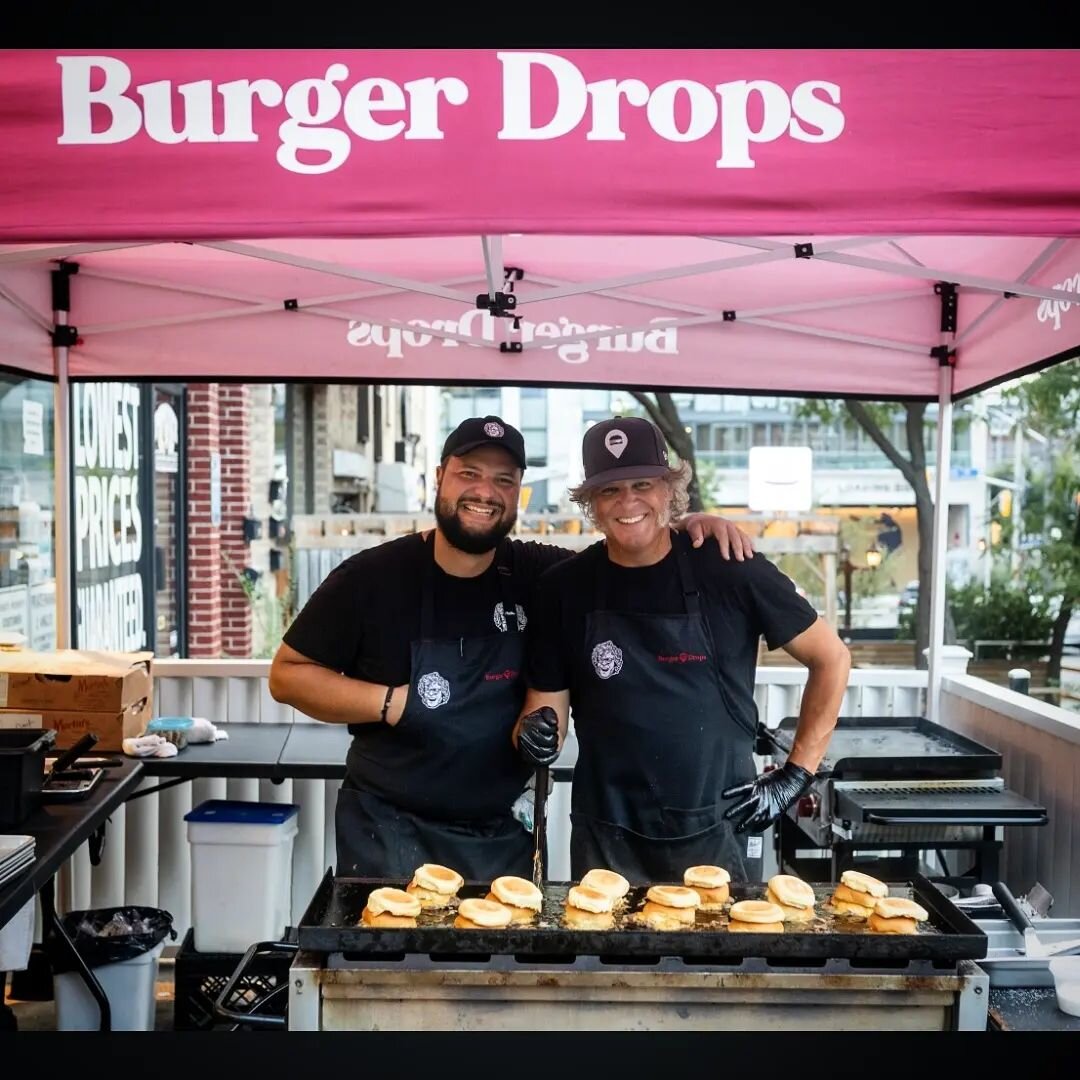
[336, 536, 532, 880]
[569, 534, 763, 885]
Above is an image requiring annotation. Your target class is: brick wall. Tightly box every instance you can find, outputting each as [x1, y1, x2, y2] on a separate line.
[185, 384, 253, 658]
[186, 385, 223, 657]
[219, 384, 252, 657]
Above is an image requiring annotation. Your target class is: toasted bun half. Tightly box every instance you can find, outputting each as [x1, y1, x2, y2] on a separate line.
[456, 898, 512, 928]
[579, 868, 630, 900]
[728, 899, 785, 925]
[641, 901, 696, 929]
[567, 885, 614, 914]
[691, 884, 730, 910]
[405, 883, 451, 909]
[683, 865, 730, 889]
[840, 870, 888, 899]
[831, 897, 875, 919]
[564, 906, 616, 931]
[874, 897, 928, 922]
[484, 892, 537, 923]
[768, 874, 816, 910]
[490, 876, 543, 912]
[869, 913, 918, 935]
[412, 863, 464, 895]
[366, 887, 421, 918]
[765, 888, 817, 923]
[645, 885, 700, 910]
[728, 919, 784, 933]
[361, 907, 417, 928]
[833, 883, 878, 906]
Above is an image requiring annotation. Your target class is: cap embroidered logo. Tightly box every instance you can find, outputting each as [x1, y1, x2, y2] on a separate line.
[591, 640, 624, 679]
[417, 671, 451, 709]
[604, 429, 628, 458]
[484, 421, 505, 437]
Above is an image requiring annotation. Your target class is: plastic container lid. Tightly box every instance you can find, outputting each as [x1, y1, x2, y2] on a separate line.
[183, 800, 299, 826]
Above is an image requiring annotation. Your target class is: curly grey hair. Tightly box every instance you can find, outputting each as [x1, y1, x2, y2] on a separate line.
[568, 460, 693, 529]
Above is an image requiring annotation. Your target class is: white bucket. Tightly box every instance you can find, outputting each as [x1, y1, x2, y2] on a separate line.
[185, 800, 299, 954]
[0, 896, 34, 971]
[53, 940, 165, 1031]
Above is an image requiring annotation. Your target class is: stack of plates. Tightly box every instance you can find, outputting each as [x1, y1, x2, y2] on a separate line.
[0, 835, 36, 888]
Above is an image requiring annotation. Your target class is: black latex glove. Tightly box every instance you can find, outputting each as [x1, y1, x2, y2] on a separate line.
[721, 762, 815, 834]
[517, 706, 560, 766]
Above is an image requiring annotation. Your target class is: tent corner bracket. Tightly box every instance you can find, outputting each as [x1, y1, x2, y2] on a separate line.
[794, 242, 814, 259]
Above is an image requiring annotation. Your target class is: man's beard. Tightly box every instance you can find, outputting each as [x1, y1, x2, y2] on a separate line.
[435, 494, 516, 555]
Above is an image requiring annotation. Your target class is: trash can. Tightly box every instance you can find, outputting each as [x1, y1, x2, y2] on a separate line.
[184, 800, 299, 954]
[51, 906, 175, 1031]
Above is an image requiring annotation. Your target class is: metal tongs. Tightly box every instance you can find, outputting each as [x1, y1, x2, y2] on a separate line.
[43, 732, 99, 785]
[993, 881, 1080, 959]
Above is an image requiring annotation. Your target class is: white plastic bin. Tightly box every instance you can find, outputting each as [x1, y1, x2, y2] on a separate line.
[54, 940, 165, 1031]
[185, 800, 299, 954]
[0, 896, 35, 971]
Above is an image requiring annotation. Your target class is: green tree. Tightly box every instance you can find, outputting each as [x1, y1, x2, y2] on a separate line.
[627, 392, 705, 511]
[1002, 358, 1080, 685]
[800, 400, 958, 666]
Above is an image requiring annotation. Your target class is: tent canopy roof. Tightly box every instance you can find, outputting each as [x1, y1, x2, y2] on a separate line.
[1, 48, 1079, 396]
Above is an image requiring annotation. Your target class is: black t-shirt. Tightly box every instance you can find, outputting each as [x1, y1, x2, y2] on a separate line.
[525, 532, 819, 731]
[283, 533, 571, 689]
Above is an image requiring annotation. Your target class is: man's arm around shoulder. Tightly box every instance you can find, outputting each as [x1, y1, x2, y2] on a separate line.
[269, 642, 407, 727]
[780, 619, 851, 773]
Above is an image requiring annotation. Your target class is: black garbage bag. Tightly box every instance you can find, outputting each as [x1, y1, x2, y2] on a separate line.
[50, 906, 176, 973]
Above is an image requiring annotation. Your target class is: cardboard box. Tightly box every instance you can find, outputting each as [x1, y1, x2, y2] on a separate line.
[0, 650, 152, 713]
[0, 696, 152, 752]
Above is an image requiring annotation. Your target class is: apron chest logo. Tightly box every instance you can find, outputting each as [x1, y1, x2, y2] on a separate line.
[493, 601, 527, 632]
[416, 671, 451, 709]
[590, 640, 624, 679]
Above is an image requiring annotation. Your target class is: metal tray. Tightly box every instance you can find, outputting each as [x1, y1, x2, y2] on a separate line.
[767, 716, 1002, 779]
[834, 783, 1047, 826]
[297, 871, 987, 963]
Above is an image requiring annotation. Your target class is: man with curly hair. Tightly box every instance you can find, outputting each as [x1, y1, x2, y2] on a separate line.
[514, 417, 850, 883]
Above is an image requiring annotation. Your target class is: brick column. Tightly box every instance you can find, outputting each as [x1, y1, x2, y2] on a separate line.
[186, 385, 222, 657]
[219, 384, 253, 657]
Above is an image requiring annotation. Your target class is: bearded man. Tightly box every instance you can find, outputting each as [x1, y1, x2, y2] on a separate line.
[271, 416, 755, 879]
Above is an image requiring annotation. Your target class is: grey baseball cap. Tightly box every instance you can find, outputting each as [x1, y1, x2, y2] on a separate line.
[580, 417, 670, 490]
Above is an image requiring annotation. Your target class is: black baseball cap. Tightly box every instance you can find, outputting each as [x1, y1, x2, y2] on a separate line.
[580, 417, 670, 490]
[441, 415, 527, 471]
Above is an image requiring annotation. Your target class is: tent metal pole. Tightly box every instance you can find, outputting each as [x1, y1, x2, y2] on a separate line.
[926, 358, 955, 723]
[53, 318, 72, 649]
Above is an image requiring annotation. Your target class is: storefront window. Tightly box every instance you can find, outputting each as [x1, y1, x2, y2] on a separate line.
[0, 374, 56, 649]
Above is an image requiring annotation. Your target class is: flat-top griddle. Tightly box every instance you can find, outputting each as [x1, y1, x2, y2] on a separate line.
[298, 870, 985, 963]
[767, 715, 1002, 779]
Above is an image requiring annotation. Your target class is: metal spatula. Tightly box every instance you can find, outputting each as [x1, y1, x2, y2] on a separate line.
[531, 764, 549, 890]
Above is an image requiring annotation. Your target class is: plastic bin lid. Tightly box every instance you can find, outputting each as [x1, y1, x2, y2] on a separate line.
[183, 800, 299, 825]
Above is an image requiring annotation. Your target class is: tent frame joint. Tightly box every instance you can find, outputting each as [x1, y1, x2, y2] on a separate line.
[723, 310, 736, 321]
[934, 281, 959, 333]
[51, 325, 78, 348]
[930, 344, 956, 367]
[283, 298, 299, 311]
[794, 242, 814, 259]
[475, 290, 518, 318]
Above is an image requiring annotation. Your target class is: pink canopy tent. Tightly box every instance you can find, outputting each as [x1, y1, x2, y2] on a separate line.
[1, 47, 1079, 718]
